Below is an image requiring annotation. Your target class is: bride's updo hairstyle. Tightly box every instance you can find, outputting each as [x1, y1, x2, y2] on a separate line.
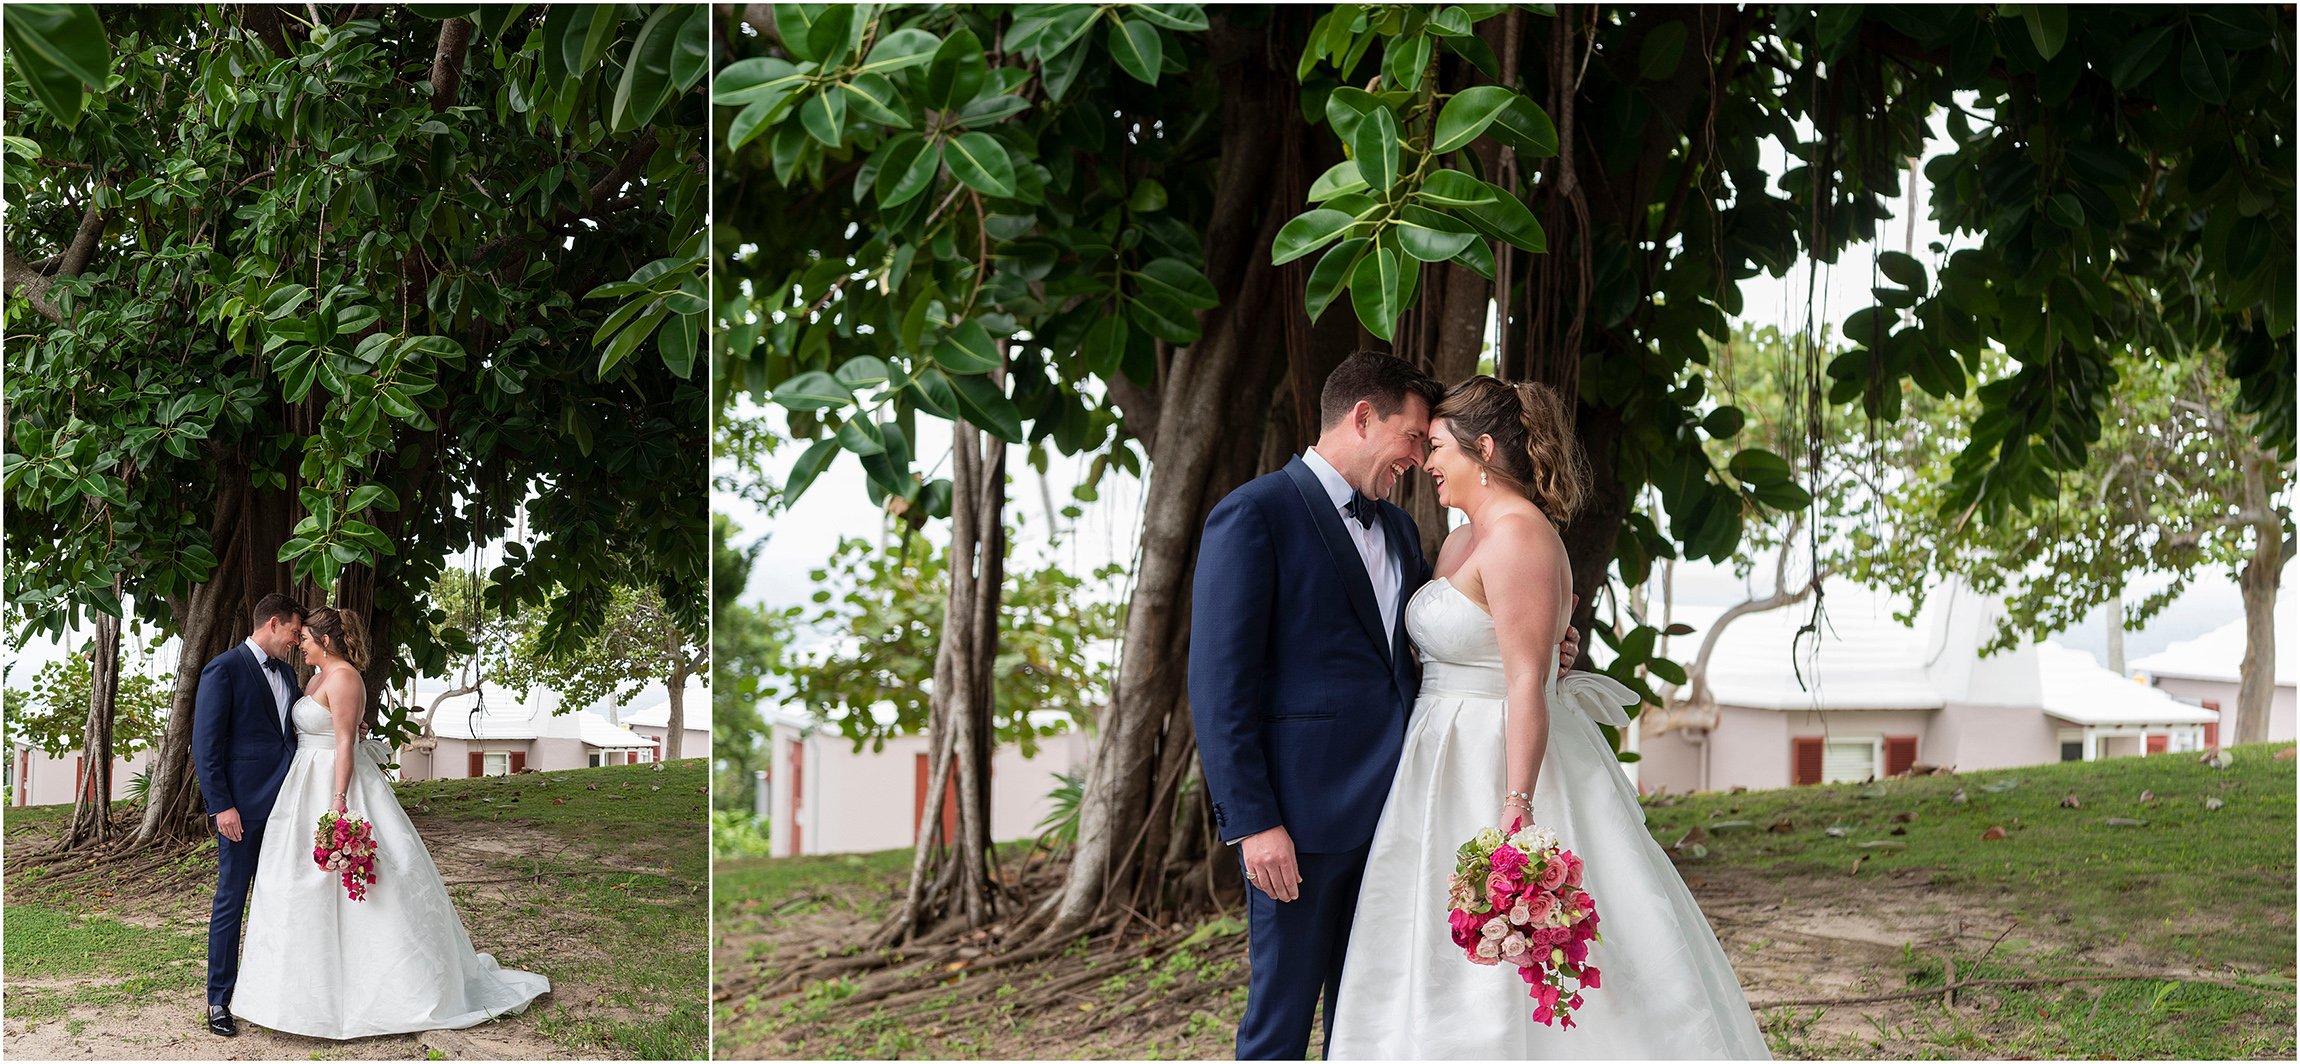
[1433, 376, 1591, 524]
[305, 606, 371, 672]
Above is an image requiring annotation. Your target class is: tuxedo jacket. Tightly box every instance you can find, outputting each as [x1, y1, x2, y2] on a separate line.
[1188, 456, 1430, 854]
[191, 643, 298, 825]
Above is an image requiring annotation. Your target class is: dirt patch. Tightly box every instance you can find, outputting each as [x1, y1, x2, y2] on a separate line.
[3, 996, 585, 1061]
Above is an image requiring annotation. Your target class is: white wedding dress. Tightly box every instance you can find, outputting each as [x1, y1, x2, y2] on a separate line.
[1329, 579, 1769, 1059]
[234, 692, 550, 1039]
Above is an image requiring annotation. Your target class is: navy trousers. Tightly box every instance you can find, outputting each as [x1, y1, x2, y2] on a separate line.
[1237, 842, 1373, 1060]
[206, 819, 266, 1006]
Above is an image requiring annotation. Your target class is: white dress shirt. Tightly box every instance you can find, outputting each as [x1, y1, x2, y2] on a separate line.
[245, 637, 296, 732]
[1303, 447, 1401, 641]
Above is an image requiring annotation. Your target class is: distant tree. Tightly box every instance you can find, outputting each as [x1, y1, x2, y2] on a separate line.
[495, 583, 706, 758]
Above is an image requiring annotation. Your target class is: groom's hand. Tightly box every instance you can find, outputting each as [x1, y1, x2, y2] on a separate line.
[1241, 826, 1302, 903]
[1557, 625, 1580, 674]
[214, 807, 244, 843]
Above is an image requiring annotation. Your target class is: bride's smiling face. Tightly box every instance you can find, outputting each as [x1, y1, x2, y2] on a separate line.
[1423, 420, 1486, 510]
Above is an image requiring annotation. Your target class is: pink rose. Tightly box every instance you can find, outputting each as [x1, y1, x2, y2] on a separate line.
[1564, 852, 1584, 887]
[1536, 858, 1569, 891]
[1499, 932, 1528, 959]
[1489, 844, 1528, 879]
[1508, 900, 1532, 925]
[1473, 939, 1502, 964]
[1481, 916, 1509, 941]
[1522, 891, 1557, 925]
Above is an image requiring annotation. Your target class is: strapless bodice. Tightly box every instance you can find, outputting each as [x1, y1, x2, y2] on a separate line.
[1407, 578, 1558, 698]
[290, 696, 339, 746]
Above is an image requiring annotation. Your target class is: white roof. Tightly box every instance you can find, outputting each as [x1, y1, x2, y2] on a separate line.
[1669, 588, 1945, 711]
[1665, 579, 2224, 728]
[622, 679, 711, 731]
[423, 689, 655, 749]
[2031, 643, 2221, 726]
[2128, 618, 2297, 688]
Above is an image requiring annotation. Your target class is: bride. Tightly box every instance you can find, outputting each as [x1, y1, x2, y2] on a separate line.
[233, 606, 550, 1040]
[1328, 377, 1768, 1059]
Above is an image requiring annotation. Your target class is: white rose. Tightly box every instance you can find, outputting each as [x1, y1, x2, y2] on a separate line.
[1482, 917, 1510, 940]
[1500, 933, 1528, 958]
[1476, 939, 1502, 960]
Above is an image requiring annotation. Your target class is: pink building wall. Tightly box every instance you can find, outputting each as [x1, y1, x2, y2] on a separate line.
[2151, 677, 2296, 744]
[9, 748, 158, 807]
[770, 724, 1093, 857]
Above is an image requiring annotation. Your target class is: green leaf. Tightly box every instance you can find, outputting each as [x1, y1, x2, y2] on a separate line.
[1127, 288, 1202, 343]
[798, 88, 847, 147]
[3, 4, 111, 128]
[2022, 5, 2067, 61]
[1107, 17, 1163, 85]
[836, 416, 887, 456]
[1638, 19, 1688, 80]
[931, 319, 1002, 374]
[804, 3, 857, 66]
[658, 308, 699, 378]
[947, 372, 1026, 442]
[772, 370, 855, 411]
[834, 355, 891, 389]
[1463, 179, 1545, 252]
[1727, 448, 1793, 484]
[1307, 161, 1370, 202]
[1137, 258, 1219, 310]
[670, 5, 710, 90]
[1128, 178, 1169, 213]
[1702, 406, 1745, 438]
[944, 132, 1016, 197]
[1384, 31, 1434, 91]
[1349, 239, 1404, 341]
[1082, 311, 1128, 377]
[1272, 208, 1356, 266]
[610, 4, 684, 131]
[1398, 217, 1475, 262]
[1647, 657, 1689, 686]
[925, 27, 988, 110]
[1306, 238, 1370, 322]
[2107, 28, 2176, 89]
[782, 437, 842, 505]
[1488, 95, 1559, 158]
[1324, 86, 1380, 143]
[346, 484, 401, 513]
[1418, 169, 1498, 208]
[727, 100, 777, 151]
[713, 56, 804, 107]
[1133, 5, 1208, 32]
[861, 27, 941, 73]
[1431, 85, 1517, 155]
[2180, 33, 2231, 106]
[874, 134, 941, 207]
[1351, 104, 1400, 190]
[842, 73, 910, 127]
[955, 93, 1029, 127]
[1876, 250, 1927, 292]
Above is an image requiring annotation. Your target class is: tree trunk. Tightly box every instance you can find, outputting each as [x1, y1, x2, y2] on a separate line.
[664, 656, 688, 761]
[881, 364, 1009, 944]
[137, 471, 254, 846]
[1045, 11, 1335, 938]
[2233, 454, 2284, 746]
[66, 599, 124, 848]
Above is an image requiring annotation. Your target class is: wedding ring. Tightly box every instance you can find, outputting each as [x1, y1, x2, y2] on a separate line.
[1245, 870, 1259, 880]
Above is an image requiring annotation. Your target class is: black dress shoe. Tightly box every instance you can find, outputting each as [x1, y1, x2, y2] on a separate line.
[207, 1005, 238, 1036]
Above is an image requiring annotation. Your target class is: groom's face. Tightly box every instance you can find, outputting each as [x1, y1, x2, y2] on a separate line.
[261, 615, 305, 660]
[1355, 394, 1432, 499]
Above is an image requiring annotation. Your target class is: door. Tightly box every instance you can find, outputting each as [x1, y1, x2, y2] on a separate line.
[1791, 737, 1823, 785]
[2145, 734, 2168, 755]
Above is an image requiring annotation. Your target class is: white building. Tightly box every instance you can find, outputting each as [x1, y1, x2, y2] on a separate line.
[2129, 617, 2297, 746]
[1638, 580, 2221, 794]
[396, 685, 658, 781]
[766, 706, 1094, 857]
[622, 678, 710, 760]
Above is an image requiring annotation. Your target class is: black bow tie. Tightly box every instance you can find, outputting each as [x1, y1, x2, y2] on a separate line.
[263, 658, 294, 680]
[1343, 492, 1378, 529]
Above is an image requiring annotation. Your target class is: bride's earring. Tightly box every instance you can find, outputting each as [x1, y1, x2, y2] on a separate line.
[1479, 469, 1488, 487]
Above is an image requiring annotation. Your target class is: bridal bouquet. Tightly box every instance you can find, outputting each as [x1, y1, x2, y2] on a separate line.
[1446, 818, 1601, 1027]
[313, 811, 379, 902]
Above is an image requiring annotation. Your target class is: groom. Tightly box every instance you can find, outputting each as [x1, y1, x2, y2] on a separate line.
[1189, 352, 1577, 1060]
[190, 592, 308, 1037]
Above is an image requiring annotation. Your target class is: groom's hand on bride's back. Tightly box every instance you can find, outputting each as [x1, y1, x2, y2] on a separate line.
[1558, 624, 1580, 674]
[214, 807, 244, 843]
[1240, 825, 1303, 903]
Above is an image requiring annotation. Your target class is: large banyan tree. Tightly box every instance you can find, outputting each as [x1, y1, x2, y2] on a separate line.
[721, 2, 2289, 976]
[4, 4, 711, 852]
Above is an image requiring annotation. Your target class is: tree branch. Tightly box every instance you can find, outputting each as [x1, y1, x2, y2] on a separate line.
[430, 17, 474, 114]
[56, 198, 106, 278]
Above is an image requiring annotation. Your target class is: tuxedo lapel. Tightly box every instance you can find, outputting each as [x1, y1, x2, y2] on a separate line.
[246, 650, 287, 742]
[1282, 458, 1393, 665]
[1384, 507, 1418, 664]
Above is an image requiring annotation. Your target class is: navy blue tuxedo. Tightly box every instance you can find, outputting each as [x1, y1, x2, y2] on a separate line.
[191, 642, 297, 1007]
[1189, 455, 1430, 1059]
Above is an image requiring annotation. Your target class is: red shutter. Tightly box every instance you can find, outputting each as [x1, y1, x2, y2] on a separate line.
[790, 741, 806, 856]
[74, 756, 85, 800]
[2145, 734, 2168, 755]
[913, 753, 928, 841]
[626, 751, 638, 765]
[1884, 736, 1918, 778]
[2203, 701, 2221, 748]
[1791, 738, 1824, 786]
[510, 751, 527, 774]
[911, 753, 960, 842]
[468, 751, 484, 778]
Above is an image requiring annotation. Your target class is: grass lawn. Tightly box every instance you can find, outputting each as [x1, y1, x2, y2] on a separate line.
[714, 744, 2296, 1060]
[4, 760, 708, 1060]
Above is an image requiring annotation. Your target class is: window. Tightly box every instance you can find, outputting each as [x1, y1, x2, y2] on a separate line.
[2202, 701, 2221, 748]
[482, 752, 510, 777]
[1791, 738, 1823, 786]
[1883, 736, 1918, 777]
[588, 751, 611, 768]
[1821, 739, 1878, 784]
[2060, 741, 2084, 762]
